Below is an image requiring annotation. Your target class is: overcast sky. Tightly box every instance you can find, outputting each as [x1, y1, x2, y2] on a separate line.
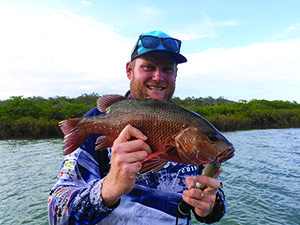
[1, 0, 299, 102]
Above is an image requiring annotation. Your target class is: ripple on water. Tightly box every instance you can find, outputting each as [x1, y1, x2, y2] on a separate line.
[0, 138, 63, 225]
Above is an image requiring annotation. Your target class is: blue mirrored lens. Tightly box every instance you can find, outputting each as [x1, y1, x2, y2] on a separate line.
[141, 36, 160, 48]
[163, 38, 180, 51]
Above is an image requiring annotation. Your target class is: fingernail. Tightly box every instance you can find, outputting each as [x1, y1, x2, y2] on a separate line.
[194, 182, 202, 189]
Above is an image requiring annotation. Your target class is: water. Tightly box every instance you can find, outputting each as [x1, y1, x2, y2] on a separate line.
[0, 129, 299, 225]
[0, 139, 63, 225]
[216, 129, 300, 225]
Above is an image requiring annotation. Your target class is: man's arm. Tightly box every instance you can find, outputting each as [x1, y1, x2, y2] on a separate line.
[48, 178, 118, 225]
[48, 124, 151, 224]
[48, 148, 117, 225]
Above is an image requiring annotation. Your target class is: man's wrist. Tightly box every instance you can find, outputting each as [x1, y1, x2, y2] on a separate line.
[192, 191, 225, 224]
[101, 176, 122, 208]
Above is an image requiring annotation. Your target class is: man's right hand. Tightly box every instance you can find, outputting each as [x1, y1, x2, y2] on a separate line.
[101, 124, 152, 208]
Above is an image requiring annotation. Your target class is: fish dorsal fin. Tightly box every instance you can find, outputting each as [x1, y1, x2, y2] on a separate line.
[97, 94, 129, 112]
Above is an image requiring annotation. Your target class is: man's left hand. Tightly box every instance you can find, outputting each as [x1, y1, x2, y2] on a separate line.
[182, 166, 223, 217]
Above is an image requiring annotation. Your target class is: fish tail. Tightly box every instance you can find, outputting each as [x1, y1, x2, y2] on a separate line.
[59, 118, 91, 155]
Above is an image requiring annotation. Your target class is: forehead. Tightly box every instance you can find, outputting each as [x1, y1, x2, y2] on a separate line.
[136, 52, 176, 65]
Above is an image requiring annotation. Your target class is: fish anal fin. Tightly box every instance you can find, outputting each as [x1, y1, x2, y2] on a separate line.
[95, 136, 114, 150]
[97, 94, 129, 112]
[140, 157, 168, 174]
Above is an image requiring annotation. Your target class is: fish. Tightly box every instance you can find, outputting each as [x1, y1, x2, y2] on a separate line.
[59, 94, 235, 174]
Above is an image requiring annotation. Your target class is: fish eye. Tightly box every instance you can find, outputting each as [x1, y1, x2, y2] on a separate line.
[207, 132, 219, 142]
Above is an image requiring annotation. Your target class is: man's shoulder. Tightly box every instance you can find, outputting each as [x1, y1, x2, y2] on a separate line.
[83, 107, 102, 117]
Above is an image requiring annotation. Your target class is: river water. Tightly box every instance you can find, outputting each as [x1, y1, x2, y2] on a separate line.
[0, 128, 299, 225]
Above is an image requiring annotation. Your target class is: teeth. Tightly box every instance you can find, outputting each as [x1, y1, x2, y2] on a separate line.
[148, 85, 164, 90]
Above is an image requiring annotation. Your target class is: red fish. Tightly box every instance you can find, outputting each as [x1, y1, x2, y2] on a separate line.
[60, 94, 234, 173]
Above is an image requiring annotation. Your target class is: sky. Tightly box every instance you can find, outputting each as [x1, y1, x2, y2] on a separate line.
[0, 0, 299, 102]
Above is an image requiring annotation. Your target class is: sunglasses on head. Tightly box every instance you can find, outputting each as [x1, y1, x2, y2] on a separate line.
[138, 35, 182, 52]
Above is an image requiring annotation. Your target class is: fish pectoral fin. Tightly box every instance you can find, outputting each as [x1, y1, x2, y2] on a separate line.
[142, 146, 172, 162]
[140, 157, 168, 174]
[95, 136, 114, 150]
[140, 148, 173, 174]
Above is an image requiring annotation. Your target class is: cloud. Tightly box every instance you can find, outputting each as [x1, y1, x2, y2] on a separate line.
[214, 20, 239, 27]
[266, 22, 300, 41]
[172, 20, 218, 41]
[140, 7, 163, 16]
[0, 6, 133, 99]
[181, 38, 300, 81]
[80, 1, 92, 5]
[172, 17, 239, 41]
[175, 38, 300, 101]
[0, 5, 299, 102]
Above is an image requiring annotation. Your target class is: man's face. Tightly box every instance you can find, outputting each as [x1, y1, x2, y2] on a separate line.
[126, 52, 178, 101]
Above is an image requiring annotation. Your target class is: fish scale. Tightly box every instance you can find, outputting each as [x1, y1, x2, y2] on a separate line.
[102, 100, 185, 150]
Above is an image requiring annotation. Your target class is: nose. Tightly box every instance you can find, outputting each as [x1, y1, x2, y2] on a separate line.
[152, 69, 163, 82]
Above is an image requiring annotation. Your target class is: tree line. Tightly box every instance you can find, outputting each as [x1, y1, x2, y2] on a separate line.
[0, 93, 299, 139]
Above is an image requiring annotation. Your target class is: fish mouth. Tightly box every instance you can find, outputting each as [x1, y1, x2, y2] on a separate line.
[217, 147, 235, 163]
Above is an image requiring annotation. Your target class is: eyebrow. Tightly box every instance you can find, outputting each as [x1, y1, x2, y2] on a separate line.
[142, 59, 175, 67]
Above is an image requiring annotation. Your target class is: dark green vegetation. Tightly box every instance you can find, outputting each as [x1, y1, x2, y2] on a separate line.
[0, 94, 299, 139]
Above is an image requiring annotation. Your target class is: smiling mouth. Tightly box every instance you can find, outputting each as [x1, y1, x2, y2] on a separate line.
[147, 85, 166, 91]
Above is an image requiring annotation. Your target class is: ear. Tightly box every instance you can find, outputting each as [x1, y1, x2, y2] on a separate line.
[126, 61, 133, 80]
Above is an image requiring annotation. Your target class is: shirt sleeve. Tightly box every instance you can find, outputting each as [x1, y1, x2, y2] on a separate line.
[48, 107, 117, 224]
[48, 147, 117, 225]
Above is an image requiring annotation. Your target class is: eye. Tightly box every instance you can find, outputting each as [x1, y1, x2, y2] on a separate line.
[143, 64, 154, 71]
[163, 66, 175, 74]
[207, 132, 219, 142]
[163, 67, 172, 72]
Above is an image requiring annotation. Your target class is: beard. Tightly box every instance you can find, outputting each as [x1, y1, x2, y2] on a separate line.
[129, 73, 175, 101]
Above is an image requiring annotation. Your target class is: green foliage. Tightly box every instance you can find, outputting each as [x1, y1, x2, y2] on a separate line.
[0, 93, 101, 139]
[2, 96, 43, 120]
[60, 103, 90, 119]
[0, 117, 61, 139]
[180, 98, 300, 131]
[172, 96, 234, 107]
[0, 94, 299, 139]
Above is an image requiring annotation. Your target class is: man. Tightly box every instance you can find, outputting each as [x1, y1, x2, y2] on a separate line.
[48, 31, 226, 225]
